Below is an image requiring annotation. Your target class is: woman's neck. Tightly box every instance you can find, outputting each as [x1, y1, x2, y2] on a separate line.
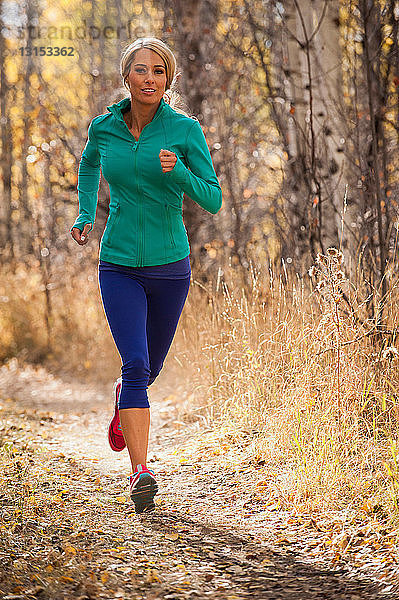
[123, 98, 160, 132]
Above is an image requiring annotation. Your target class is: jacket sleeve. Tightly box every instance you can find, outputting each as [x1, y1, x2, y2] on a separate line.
[165, 119, 222, 214]
[70, 119, 101, 233]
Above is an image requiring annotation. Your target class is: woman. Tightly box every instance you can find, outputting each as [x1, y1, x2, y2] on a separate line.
[70, 37, 222, 514]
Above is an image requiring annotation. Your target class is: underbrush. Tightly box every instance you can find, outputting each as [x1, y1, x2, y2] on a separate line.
[0, 252, 120, 383]
[1, 249, 399, 533]
[175, 252, 399, 531]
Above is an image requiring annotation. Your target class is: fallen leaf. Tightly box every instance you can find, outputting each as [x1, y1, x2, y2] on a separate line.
[145, 568, 160, 583]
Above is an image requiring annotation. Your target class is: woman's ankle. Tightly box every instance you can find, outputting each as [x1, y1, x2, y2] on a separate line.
[132, 462, 147, 473]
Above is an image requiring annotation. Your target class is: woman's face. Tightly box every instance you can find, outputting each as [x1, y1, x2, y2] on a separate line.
[125, 48, 167, 107]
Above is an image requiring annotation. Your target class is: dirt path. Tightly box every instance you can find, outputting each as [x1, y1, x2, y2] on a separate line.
[0, 359, 398, 599]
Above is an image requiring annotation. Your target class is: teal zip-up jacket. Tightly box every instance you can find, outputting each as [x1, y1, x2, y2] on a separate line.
[70, 96, 223, 266]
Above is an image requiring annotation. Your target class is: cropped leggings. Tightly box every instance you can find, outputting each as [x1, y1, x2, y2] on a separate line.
[98, 258, 191, 409]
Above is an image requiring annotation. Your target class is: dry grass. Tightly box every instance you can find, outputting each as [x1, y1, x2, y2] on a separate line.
[1, 248, 399, 535]
[173, 252, 399, 530]
[0, 252, 120, 383]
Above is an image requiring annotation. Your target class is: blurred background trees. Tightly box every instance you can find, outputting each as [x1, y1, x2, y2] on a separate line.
[0, 0, 398, 365]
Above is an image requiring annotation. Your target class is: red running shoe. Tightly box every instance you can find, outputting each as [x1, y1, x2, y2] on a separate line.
[129, 464, 158, 513]
[108, 377, 126, 452]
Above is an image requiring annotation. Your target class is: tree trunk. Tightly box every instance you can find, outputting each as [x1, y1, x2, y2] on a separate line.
[0, 0, 14, 264]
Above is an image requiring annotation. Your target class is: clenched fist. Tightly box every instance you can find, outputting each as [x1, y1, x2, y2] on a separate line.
[159, 149, 177, 173]
[71, 223, 92, 245]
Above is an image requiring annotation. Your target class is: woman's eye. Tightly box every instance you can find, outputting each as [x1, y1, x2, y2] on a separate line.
[135, 68, 164, 74]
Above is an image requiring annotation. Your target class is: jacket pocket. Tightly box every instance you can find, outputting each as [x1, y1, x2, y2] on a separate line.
[164, 203, 176, 248]
[105, 203, 121, 246]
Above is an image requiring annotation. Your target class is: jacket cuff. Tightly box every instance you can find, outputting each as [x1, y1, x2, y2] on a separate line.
[166, 156, 189, 185]
[70, 220, 93, 234]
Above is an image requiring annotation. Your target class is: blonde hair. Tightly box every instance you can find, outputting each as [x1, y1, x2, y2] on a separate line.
[120, 37, 190, 117]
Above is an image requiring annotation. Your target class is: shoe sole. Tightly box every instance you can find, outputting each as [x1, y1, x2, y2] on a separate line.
[130, 473, 158, 514]
[108, 426, 126, 452]
[108, 381, 126, 452]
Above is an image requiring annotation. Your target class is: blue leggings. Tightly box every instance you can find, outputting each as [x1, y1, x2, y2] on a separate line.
[98, 258, 191, 409]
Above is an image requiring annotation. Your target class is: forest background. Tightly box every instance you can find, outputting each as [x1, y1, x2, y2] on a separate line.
[2, 0, 399, 563]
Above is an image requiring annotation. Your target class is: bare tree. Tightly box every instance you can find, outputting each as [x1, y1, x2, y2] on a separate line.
[160, 0, 223, 272]
[0, 0, 14, 264]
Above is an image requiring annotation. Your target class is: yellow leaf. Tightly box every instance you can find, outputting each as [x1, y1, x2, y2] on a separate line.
[115, 495, 127, 503]
[165, 532, 179, 541]
[145, 568, 160, 583]
[64, 545, 77, 555]
[360, 500, 373, 513]
[101, 572, 110, 583]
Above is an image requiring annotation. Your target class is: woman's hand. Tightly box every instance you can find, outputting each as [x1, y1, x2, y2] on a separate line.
[159, 149, 177, 173]
[71, 223, 92, 245]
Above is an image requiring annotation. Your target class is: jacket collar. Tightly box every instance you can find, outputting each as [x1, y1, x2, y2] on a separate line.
[106, 96, 167, 122]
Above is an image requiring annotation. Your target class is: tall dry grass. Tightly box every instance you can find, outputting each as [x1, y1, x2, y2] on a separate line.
[1, 247, 399, 526]
[0, 251, 121, 383]
[174, 251, 399, 526]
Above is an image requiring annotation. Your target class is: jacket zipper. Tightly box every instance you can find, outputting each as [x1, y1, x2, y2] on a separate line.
[139, 201, 143, 266]
[107, 204, 120, 245]
[133, 147, 144, 266]
[165, 203, 176, 248]
[120, 106, 165, 266]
